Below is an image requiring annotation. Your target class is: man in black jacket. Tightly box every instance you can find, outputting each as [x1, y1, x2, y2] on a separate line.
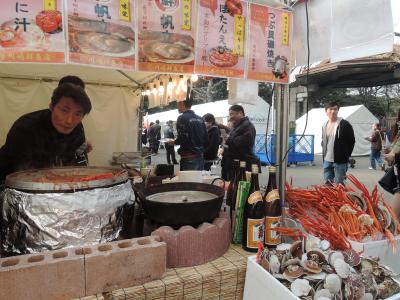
[164, 120, 178, 165]
[322, 102, 355, 184]
[221, 105, 257, 180]
[0, 80, 92, 183]
[166, 100, 207, 170]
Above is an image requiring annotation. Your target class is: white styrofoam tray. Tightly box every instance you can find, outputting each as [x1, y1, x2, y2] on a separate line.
[243, 256, 400, 300]
[349, 235, 400, 274]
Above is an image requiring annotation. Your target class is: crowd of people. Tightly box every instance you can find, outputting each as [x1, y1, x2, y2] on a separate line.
[142, 100, 259, 175]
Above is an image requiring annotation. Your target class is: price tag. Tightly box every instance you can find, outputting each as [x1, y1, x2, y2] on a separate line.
[43, 0, 56, 11]
[119, 0, 130, 22]
[181, 0, 191, 30]
[282, 12, 289, 46]
[233, 15, 245, 56]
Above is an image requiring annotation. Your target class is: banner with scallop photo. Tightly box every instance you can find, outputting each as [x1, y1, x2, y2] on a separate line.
[137, 0, 196, 74]
[66, 0, 135, 69]
[0, 0, 65, 63]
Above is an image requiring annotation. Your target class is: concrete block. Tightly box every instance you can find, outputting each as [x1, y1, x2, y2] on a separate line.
[152, 213, 231, 268]
[84, 236, 166, 295]
[0, 247, 86, 300]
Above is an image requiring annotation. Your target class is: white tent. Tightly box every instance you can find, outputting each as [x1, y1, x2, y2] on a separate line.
[147, 97, 272, 135]
[295, 105, 378, 156]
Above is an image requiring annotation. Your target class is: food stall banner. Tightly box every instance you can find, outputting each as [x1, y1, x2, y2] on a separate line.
[246, 3, 292, 83]
[137, 0, 196, 74]
[66, 0, 135, 70]
[195, 0, 248, 79]
[0, 0, 65, 63]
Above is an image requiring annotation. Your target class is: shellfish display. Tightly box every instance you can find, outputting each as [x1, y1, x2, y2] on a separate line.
[256, 239, 400, 299]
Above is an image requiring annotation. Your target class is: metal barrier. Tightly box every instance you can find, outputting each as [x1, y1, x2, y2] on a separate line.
[254, 134, 315, 165]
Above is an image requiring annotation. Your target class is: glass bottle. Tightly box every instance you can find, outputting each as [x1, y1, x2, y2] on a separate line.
[264, 166, 282, 248]
[242, 164, 265, 252]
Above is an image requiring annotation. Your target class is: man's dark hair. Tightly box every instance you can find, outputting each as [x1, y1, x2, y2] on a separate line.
[58, 75, 85, 89]
[51, 83, 92, 115]
[180, 100, 192, 109]
[156, 120, 160, 124]
[203, 113, 216, 125]
[325, 102, 340, 111]
[229, 104, 245, 115]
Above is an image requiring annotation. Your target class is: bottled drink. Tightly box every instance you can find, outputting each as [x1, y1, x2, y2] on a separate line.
[242, 164, 265, 252]
[226, 159, 240, 207]
[238, 161, 247, 182]
[264, 166, 282, 248]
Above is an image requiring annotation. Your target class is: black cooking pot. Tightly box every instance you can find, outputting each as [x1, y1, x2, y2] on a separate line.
[133, 182, 224, 226]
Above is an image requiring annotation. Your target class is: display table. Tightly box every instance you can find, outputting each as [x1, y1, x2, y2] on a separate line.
[76, 245, 253, 300]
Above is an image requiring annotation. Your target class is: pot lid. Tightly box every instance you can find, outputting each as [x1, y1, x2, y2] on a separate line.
[5, 166, 128, 192]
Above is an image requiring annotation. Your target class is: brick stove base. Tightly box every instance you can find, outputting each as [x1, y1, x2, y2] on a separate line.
[151, 212, 231, 268]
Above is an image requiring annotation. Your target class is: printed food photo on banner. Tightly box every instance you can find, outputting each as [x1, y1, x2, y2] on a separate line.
[138, 0, 196, 74]
[195, 0, 247, 78]
[0, 0, 65, 63]
[66, 0, 135, 69]
[247, 3, 292, 83]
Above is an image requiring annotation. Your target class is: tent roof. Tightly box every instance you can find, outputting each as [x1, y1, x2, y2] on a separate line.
[297, 105, 370, 122]
[0, 63, 157, 88]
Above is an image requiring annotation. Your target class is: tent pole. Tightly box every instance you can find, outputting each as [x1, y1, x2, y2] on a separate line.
[137, 95, 145, 151]
[274, 84, 289, 205]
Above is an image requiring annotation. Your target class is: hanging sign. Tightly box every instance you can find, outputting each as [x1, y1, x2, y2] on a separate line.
[137, 0, 196, 74]
[195, 0, 248, 78]
[66, 0, 135, 70]
[246, 3, 292, 83]
[0, 0, 65, 63]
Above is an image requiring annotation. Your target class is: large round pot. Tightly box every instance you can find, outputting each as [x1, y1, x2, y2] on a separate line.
[136, 182, 224, 226]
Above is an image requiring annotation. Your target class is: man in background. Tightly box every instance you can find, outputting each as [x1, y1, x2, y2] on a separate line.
[164, 120, 178, 165]
[322, 102, 355, 185]
[365, 123, 384, 170]
[148, 120, 161, 154]
[221, 105, 257, 180]
[166, 100, 207, 170]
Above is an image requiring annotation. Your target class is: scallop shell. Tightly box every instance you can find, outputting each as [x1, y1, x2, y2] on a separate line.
[333, 259, 350, 279]
[347, 192, 367, 211]
[290, 240, 303, 259]
[328, 251, 344, 266]
[320, 240, 330, 251]
[284, 265, 304, 281]
[291, 278, 312, 297]
[314, 289, 332, 300]
[306, 235, 321, 252]
[324, 274, 342, 294]
[303, 260, 322, 274]
[379, 205, 392, 229]
[307, 249, 327, 265]
[360, 293, 374, 300]
[345, 273, 365, 299]
[342, 249, 361, 267]
[269, 254, 280, 274]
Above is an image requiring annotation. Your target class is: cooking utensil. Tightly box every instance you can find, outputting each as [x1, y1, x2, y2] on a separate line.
[132, 182, 224, 226]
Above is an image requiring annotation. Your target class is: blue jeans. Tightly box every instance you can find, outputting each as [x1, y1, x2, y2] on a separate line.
[180, 156, 204, 171]
[323, 161, 348, 185]
[370, 149, 383, 169]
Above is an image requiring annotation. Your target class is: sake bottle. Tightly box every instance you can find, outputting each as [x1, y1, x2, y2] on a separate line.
[264, 166, 282, 248]
[242, 164, 265, 252]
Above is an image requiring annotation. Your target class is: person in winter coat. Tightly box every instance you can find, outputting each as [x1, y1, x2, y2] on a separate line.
[322, 102, 355, 185]
[221, 105, 257, 180]
[203, 113, 221, 171]
[365, 123, 384, 170]
[164, 120, 178, 165]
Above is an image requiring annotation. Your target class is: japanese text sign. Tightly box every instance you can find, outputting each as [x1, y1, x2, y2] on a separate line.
[0, 0, 65, 63]
[138, 0, 196, 74]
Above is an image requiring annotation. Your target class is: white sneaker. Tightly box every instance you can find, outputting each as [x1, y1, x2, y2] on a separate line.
[368, 167, 374, 170]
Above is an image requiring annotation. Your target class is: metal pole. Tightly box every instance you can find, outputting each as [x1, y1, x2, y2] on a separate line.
[137, 95, 145, 151]
[274, 84, 289, 204]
